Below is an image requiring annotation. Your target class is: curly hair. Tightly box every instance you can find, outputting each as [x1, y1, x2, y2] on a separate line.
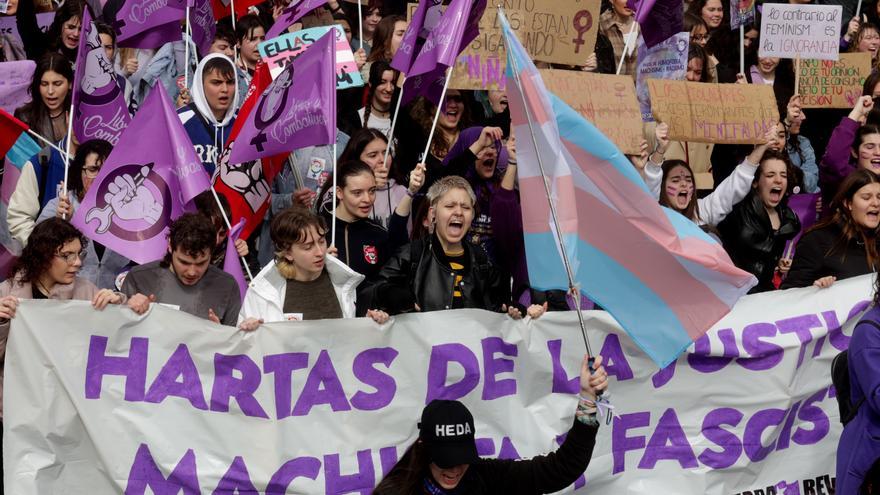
[10, 217, 86, 286]
[161, 213, 217, 267]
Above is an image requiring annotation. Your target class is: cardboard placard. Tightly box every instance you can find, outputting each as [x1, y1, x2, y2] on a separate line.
[258, 24, 364, 89]
[798, 52, 871, 108]
[407, 0, 601, 91]
[758, 3, 841, 61]
[540, 69, 642, 154]
[647, 80, 779, 144]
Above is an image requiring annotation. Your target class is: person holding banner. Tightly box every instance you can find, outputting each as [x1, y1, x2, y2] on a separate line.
[373, 354, 608, 494]
[718, 149, 802, 292]
[352, 0, 383, 57]
[646, 124, 775, 227]
[782, 169, 880, 289]
[239, 206, 390, 325]
[34, 139, 132, 290]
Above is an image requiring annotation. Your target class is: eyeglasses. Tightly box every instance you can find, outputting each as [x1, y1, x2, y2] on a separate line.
[55, 249, 87, 264]
[82, 166, 102, 178]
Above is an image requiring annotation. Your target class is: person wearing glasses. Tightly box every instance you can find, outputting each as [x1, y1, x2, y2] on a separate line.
[36, 139, 132, 290]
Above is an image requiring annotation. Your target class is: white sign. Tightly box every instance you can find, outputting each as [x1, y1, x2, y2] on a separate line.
[4, 275, 871, 493]
[759, 3, 841, 60]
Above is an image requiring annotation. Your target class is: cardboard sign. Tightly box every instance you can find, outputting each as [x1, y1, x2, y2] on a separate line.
[798, 52, 871, 108]
[647, 80, 779, 144]
[758, 3, 841, 60]
[540, 69, 642, 154]
[258, 24, 364, 89]
[636, 32, 689, 122]
[407, 0, 601, 91]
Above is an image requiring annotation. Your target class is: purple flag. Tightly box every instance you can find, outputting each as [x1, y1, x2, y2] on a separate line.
[229, 30, 336, 164]
[73, 8, 131, 147]
[783, 192, 820, 257]
[390, 0, 443, 75]
[114, 0, 184, 48]
[71, 84, 211, 264]
[407, 0, 486, 77]
[265, 0, 328, 40]
[223, 218, 248, 301]
[628, 0, 682, 49]
[189, 0, 217, 56]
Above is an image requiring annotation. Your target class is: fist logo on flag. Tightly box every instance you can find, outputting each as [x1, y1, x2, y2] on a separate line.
[84, 164, 170, 239]
[82, 25, 114, 96]
[217, 144, 270, 213]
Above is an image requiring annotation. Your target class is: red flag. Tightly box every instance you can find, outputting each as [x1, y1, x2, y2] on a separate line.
[210, 0, 263, 20]
[213, 63, 287, 240]
[0, 108, 29, 158]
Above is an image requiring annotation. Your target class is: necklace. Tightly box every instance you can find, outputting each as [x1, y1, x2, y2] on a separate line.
[371, 104, 390, 118]
[49, 110, 65, 119]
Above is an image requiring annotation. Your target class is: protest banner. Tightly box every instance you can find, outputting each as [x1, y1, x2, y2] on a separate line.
[539, 69, 642, 154]
[0, 60, 35, 114]
[258, 24, 363, 89]
[636, 32, 689, 122]
[798, 52, 871, 108]
[758, 3, 841, 61]
[5, 274, 869, 493]
[647, 79, 779, 144]
[407, 0, 601, 91]
[0, 12, 53, 48]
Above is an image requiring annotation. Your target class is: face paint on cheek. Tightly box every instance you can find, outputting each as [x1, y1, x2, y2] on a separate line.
[666, 185, 679, 200]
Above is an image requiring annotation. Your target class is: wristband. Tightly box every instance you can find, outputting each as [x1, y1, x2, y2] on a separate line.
[406, 189, 417, 198]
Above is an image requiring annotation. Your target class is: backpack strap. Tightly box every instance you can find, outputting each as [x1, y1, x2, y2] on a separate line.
[844, 318, 880, 424]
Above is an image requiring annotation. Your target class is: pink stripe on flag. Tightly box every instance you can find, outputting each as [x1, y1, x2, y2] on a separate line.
[518, 72, 551, 125]
[519, 175, 578, 235]
[1, 164, 21, 205]
[574, 188, 732, 339]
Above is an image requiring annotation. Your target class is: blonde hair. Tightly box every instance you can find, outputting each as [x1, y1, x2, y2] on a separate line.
[427, 176, 476, 209]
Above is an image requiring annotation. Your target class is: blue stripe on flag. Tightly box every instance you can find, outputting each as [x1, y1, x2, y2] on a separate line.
[524, 231, 693, 367]
[7, 133, 41, 169]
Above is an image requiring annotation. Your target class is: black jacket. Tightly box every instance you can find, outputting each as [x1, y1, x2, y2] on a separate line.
[781, 223, 878, 289]
[718, 193, 801, 293]
[374, 419, 598, 495]
[370, 236, 509, 314]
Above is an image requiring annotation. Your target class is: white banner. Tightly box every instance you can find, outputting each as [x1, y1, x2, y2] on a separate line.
[759, 3, 842, 61]
[4, 275, 872, 493]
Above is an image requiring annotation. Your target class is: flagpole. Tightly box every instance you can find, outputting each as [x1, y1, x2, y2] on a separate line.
[616, 21, 638, 75]
[420, 68, 454, 164]
[382, 82, 404, 171]
[210, 185, 255, 282]
[500, 10, 592, 357]
[184, 5, 191, 89]
[739, 25, 745, 75]
[358, 0, 364, 50]
[26, 129, 72, 160]
[61, 85, 77, 220]
[331, 141, 338, 247]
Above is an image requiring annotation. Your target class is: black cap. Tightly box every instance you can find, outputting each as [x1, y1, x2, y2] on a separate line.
[418, 400, 479, 469]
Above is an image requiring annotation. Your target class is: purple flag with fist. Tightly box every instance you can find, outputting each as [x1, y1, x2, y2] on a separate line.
[71, 84, 210, 264]
[229, 30, 336, 165]
[73, 8, 131, 147]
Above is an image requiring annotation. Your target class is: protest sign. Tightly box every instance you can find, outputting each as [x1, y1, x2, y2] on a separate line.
[540, 69, 642, 154]
[258, 24, 363, 89]
[0, 61, 35, 114]
[636, 32, 689, 122]
[730, 0, 756, 30]
[5, 275, 869, 493]
[798, 52, 871, 108]
[407, 0, 601, 91]
[0, 12, 53, 46]
[758, 3, 841, 61]
[647, 79, 779, 144]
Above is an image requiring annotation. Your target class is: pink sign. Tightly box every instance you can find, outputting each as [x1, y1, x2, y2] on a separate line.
[258, 24, 364, 89]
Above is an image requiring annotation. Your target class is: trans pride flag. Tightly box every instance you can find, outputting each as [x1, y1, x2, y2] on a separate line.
[500, 12, 756, 367]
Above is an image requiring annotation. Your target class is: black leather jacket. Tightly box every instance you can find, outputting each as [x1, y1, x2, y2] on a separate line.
[370, 235, 509, 314]
[718, 192, 801, 292]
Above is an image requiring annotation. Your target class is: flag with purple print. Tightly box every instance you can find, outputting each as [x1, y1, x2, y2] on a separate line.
[626, 0, 682, 49]
[114, 0, 184, 48]
[390, 0, 443, 75]
[189, 0, 217, 56]
[407, 0, 486, 77]
[73, 8, 131, 147]
[71, 83, 210, 264]
[224, 217, 248, 300]
[265, 0, 327, 40]
[229, 30, 336, 164]
[501, 11, 756, 367]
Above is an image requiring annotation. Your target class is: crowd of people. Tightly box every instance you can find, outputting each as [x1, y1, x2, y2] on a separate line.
[2, 0, 880, 491]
